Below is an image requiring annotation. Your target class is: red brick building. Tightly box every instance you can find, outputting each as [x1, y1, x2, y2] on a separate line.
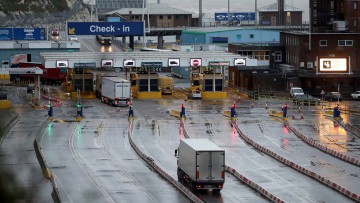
[281, 31, 360, 95]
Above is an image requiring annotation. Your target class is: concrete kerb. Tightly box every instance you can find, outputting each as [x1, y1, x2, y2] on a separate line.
[225, 165, 285, 203]
[127, 120, 203, 203]
[0, 113, 19, 145]
[232, 121, 360, 202]
[287, 120, 360, 167]
[33, 119, 62, 203]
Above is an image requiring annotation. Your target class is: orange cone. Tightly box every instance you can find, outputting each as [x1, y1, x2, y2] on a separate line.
[251, 103, 254, 108]
[265, 103, 268, 109]
[292, 113, 295, 119]
[301, 113, 304, 119]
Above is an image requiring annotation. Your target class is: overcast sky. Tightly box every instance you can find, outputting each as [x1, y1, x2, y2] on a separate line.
[147, 0, 309, 21]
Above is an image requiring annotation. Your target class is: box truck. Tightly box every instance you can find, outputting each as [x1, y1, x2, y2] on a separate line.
[176, 139, 225, 192]
[100, 77, 131, 107]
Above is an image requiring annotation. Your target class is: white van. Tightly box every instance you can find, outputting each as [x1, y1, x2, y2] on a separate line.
[290, 87, 304, 98]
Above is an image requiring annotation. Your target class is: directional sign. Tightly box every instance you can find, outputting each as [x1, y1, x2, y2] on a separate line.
[215, 12, 255, 21]
[0, 28, 13, 40]
[0, 68, 43, 75]
[74, 62, 96, 68]
[141, 62, 163, 67]
[191, 58, 201, 67]
[67, 22, 144, 36]
[0, 28, 46, 40]
[13, 28, 46, 40]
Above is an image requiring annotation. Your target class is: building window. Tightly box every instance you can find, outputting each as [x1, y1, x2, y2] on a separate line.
[237, 34, 241, 39]
[354, 19, 357, 27]
[175, 15, 179, 19]
[159, 15, 163, 19]
[168, 15, 171, 19]
[354, 1, 358, 10]
[274, 51, 282, 62]
[338, 40, 353, 46]
[250, 34, 254, 38]
[319, 40, 327, 46]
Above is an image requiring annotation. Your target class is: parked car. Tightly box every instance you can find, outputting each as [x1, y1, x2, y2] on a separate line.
[350, 91, 360, 100]
[188, 90, 202, 99]
[324, 92, 342, 101]
[293, 94, 321, 106]
[69, 35, 78, 41]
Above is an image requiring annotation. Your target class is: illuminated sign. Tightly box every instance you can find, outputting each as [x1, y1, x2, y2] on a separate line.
[234, 58, 246, 66]
[101, 59, 113, 68]
[190, 58, 202, 67]
[318, 57, 349, 74]
[123, 59, 135, 67]
[168, 58, 180, 67]
[56, 60, 68, 68]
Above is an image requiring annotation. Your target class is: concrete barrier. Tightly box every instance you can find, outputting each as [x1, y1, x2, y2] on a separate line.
[0, 100, 11, 109]
[33, 120, 63, 203]
[286, 119, 360, 167]
[0, 113, 18, 144]
[232, 121, 360, 202]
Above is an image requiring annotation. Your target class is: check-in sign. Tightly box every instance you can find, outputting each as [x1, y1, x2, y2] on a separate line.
[67, 22, 144, 36]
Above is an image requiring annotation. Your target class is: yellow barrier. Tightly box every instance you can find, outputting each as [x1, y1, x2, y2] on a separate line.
[223, 110, 230, 118]
[135, 91, 162, 99]
[238, 93, 249, 99]
[269, 110, 283, 118]
[170, 110, 180, 118]
[0, 100, 11, 109]
[202, 91, 227, 99]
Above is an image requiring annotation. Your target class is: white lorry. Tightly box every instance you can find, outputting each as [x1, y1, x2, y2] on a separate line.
[100, 77, 131, 107]
[176, 139, 225, 192]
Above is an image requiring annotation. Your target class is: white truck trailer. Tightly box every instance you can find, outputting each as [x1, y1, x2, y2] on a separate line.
[177, 139, 225, 192]
[100, 77, 131, 107]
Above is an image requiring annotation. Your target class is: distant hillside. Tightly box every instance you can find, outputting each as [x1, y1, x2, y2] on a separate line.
[0, 0, 90, 27]
[0, 0, 70, 14]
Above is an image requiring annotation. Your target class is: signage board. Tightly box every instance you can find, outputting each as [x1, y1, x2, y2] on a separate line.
[317, 57, 349, 74]
[215, 12, 255, 21]
[190, 58, 202, 67]
[0, 28, 13, 40]
[107, 17, 121, 22]
[67, 22, 144, 36]
[124, 59, 135, 67]
[0, 28, 46, 40]
[209, 61, 230, 66]
[74, 62, 96, 68]
[234, 58, 246, 66]
[56, 60, 68, 68]
[141, 62, 162, 67]
[101, 59, 113, 68]
[13, 28, 46, 40]
[1, 60, 10, 69]
[168, 58, 180, 67]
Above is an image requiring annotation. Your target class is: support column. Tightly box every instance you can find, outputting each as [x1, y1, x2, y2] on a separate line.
[157, 36, 163, 49]
[34, 75, 41, 107]
[129, 36, 134, 50]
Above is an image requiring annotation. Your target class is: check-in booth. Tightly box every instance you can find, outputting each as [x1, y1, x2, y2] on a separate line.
[199, 61, 229, 99]
[132, 62, 161, 99]
[66, 62, 96, 98]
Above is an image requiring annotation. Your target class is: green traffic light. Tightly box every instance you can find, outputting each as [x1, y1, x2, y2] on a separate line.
[77, 103, 81, 108]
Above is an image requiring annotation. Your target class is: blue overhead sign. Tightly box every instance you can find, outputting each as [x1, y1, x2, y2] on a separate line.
[215, 12, 255, 21]
[0, 28, 13, 40]
[0, 28, 46, 40]
[67, 22, 144, 36]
